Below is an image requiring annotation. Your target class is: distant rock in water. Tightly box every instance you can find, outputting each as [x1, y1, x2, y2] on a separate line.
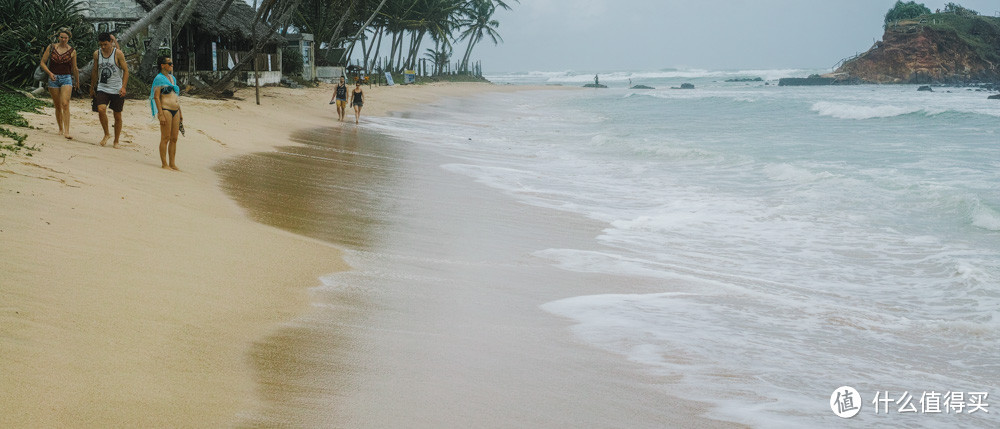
[671, 83, 695, 89]
[778, 76, 836, 86]
[917, 85, 933, 91]
[725, 77, 763, 82]
[630, 85, 655, 89]
[583, 83, 607, 88]
[988, 94, 1000, 100]
[835, 13, 1000, 84]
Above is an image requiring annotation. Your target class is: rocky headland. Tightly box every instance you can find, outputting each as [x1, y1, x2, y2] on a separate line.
[834, 12, 1000, 85]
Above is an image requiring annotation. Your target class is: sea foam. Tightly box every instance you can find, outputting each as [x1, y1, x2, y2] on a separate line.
[810, 101, 925, 119]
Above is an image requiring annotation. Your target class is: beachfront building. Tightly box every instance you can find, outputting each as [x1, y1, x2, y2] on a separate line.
[286, 33, 315, 81]
[171, 0, 284, 86]
[80, 0, 283, 87]
[80, 0, 170, 56]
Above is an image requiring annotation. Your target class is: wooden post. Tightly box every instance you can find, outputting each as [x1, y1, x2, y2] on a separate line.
[253, 0, 260, 105]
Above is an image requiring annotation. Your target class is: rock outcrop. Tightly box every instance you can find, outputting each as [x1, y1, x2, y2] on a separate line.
[836, 14, 1000, 84]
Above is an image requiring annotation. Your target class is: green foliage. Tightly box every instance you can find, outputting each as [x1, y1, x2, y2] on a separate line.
[0, 0, 96, 89]
[885, 1, 932, 24]
[0, 91, 48, 127]
[0, 91, 47, 159]
[126, 74, 151, 101]
[925, 13, 1000, 68]
[282, 46, 304, 76]
[944, 3, 978, 17]
[425, 46, 452, 75]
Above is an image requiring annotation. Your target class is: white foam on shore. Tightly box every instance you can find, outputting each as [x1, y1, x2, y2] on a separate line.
[365, 83, 1000, 427]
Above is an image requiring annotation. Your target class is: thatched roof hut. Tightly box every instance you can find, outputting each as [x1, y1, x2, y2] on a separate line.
[159, 0, 282, 73]
[179, 0, 283, 48]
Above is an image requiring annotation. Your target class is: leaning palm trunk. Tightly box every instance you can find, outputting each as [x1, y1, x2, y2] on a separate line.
[79, 0, 183, 78]
[325, 0, 356, 63]
[209, 0, 304, 92]
[367, 27, 383, 70]
[460, 35, 476, 73]
[405, 29, 425, 71]
[139, 1, 185, 81]
[339, 0, 388, 66]
[171, 0, 200, 41]
[387, 31, 400, 71]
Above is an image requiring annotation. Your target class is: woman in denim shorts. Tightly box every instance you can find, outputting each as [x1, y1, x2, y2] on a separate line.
[40, 28, 80, 139]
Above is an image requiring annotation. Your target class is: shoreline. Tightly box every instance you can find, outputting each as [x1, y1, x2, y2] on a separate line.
[0, 81, 540, 426]
[216, 88, 745, 428]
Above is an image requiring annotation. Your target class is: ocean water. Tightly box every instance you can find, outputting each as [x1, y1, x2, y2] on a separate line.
[352, 70, 1000, 427]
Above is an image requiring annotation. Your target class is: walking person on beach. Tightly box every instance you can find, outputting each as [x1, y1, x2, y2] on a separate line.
[150, 56, 183, 170]
[39, 28, 80, 140]
[90, 32, 129, 148]
[350, 80, 364, 124]
[330, 76, 348, 121]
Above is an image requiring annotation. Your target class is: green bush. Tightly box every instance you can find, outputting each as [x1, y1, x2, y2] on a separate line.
[944, 3, 978, 17]
[0, 0, 96, 89]
[282, 47, 304, 76]
[0, 90, 47, 159]
[885, 1, 932, 25]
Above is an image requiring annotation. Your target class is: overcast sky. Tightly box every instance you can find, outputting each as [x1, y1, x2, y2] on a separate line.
[472, 0, 1000, 72]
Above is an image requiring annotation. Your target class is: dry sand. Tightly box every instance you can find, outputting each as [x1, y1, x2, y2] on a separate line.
[0, 81, 533, 427]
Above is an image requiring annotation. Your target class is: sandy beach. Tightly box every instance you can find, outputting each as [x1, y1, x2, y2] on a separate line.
[0, 81, 532, 427]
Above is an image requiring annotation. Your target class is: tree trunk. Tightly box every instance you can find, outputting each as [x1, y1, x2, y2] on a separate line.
[171, 0, 199, 41]
[461, 34, 477, 73]
[325, 0, 356, 62]
[368, 27, 383, 71]
[358, 35, 367, 69]
[140, 2, 183, 81]
[210, 0, 304, 92]
[215, 0, 238, 21]
[338, 0, 389, 65]
[80, 0, 182, 78]
[406, 29, 425, 70]
[395, 32, 405, 71]
[387, 31, 400, 71]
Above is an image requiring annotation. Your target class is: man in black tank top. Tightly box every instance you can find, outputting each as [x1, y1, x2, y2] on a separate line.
[330, 76, 348, 121]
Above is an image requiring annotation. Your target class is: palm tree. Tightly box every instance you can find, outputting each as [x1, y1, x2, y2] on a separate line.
[424, 44, 450, 75]
[456, 0, 514, 73]
[293, 0, 357, 63]
[401, 0, 461, 72]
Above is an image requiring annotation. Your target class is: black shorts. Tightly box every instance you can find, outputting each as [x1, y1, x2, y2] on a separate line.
[94, 91, 125, 112]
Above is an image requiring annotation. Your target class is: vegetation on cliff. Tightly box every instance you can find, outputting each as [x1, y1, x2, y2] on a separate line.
[884, 1, 931, 24]
[837, 2, 1000, 84]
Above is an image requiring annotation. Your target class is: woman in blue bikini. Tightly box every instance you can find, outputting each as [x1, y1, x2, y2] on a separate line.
[150, 56, 182, 170]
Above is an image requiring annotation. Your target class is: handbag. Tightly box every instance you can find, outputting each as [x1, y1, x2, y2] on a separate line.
[33, 44, 53, 81]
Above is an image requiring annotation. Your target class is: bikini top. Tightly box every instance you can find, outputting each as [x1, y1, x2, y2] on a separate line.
[149, 73, 181, 117]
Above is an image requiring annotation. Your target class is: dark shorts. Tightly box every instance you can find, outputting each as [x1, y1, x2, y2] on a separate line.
[94, 91, 125, 112]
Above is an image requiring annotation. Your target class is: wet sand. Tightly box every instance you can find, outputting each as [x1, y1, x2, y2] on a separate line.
[2, 81, 739, 427]
[0, 82, 526, 427]
[219, 125, 743, 428]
